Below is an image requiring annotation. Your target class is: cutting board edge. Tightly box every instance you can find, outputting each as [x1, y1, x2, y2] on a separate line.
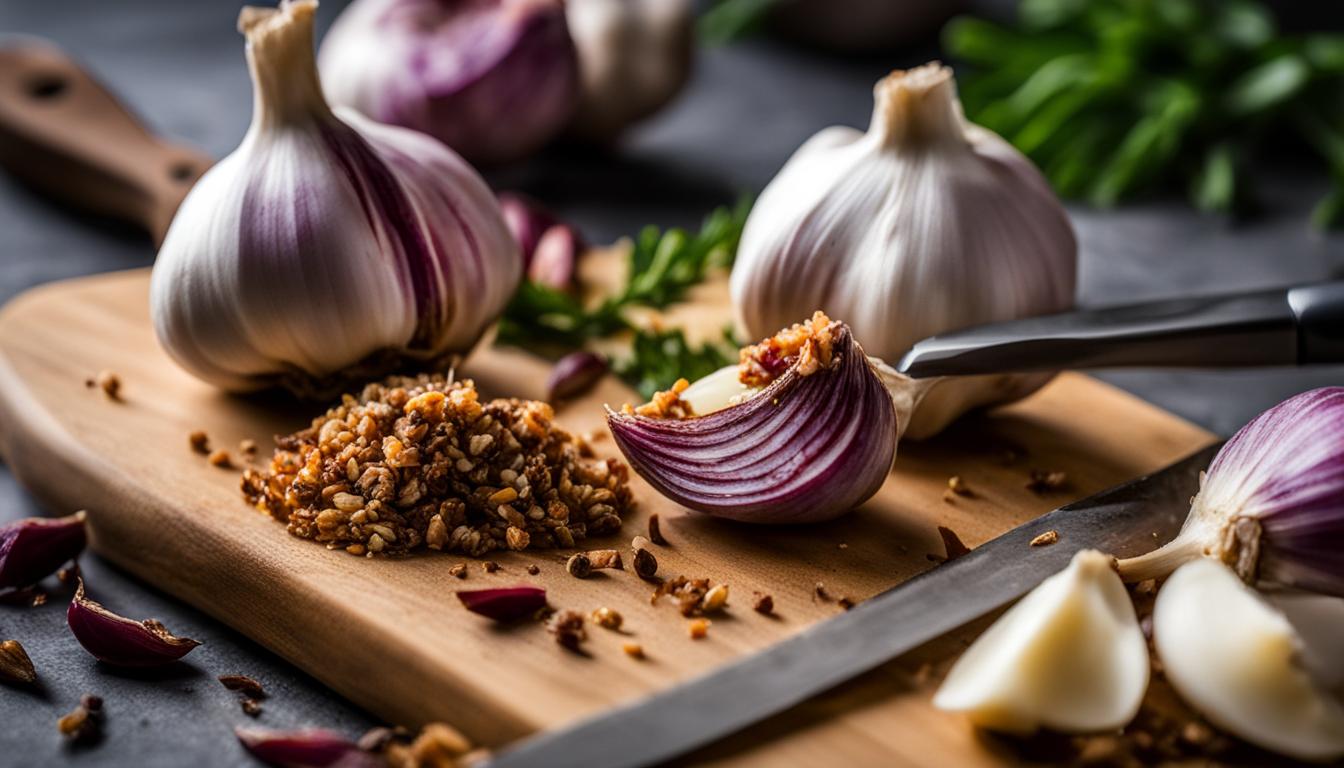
[0, 274, 550, 744]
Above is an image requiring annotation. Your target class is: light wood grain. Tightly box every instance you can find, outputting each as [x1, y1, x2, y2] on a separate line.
[0, 270, 1214, 763]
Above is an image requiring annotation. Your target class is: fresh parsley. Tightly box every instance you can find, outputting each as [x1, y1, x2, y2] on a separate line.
[945, 0, 1344, 226]
[496, 198, 752, 398]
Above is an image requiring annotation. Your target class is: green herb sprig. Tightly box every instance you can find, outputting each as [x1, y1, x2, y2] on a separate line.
[944, 0, 1344, 226]
[496, 198, 752, 398]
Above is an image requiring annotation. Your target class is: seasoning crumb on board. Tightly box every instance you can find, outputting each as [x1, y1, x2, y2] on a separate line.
[814, 582, 832, 602]
[449, 563, 468, 579]
[241, 373, 634, 558]
[633, 547, 658, 580]
[239, 438, 258, 456]
[547, 610, 586, 652]
[837, 596, 856, 611]
[653, 576, 726, 617]
[935, 525, 972, 562]
[482, 561, 500, 574]
[526, 564, 540, 576]
[647, 513, 667, 545]
[240, 698, 263, 717]
[586, 549, 623, 570]
[622, 642, 645, 659]
[947, 476, 972, 496]
[0, 639, 36, 685]
[93, 370, 121, 400]
[1026, 469, 1068, 493]
[57, 694, 102, 742]
[1029, 530, 1059, 547]
[30, 593, 47, 607]
[566, 553, 591, 579]
[688, 618, 710, 639]
[592, 607, 623, 630]
[208, 449, 233, 468]
[218, 674, 266, 698]
[189, 430, 210, 454]
[752, 592, 774, 615]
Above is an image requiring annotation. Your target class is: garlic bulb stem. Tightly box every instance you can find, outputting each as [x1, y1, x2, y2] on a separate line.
[870, 65, 962, 149]
[240, 3, 329, 131]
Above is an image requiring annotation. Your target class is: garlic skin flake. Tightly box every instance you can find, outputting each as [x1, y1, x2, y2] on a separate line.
[933, 550, 1148, 734]
[1154, 558, 1344, 762]
[730, 63, 1075, 436]
[151, 0, 520, 395]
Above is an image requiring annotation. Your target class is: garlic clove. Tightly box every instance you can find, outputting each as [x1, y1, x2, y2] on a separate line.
[606, 318, 899, 523]
[0, 510, 86, 590]
[1154, 558, 1344, 762]
[235, 727, 372, 768]
[1268, 591, 1344, 692]
[933, 550, 1148, 734]
[546, 351, 607, 401]
[456, 586, 548, 622]
[676, 364, 757, 415]
[67, 579, 201, 667]
[1118, 387, 1344, 596]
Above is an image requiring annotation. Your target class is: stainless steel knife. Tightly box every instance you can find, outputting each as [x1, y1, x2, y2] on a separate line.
[484, 442, 1222, 768]
[898, 282, 1344, 378]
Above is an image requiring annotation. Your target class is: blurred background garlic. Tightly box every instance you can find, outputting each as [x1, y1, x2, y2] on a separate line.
[564, 0, 694, 142]
[729, 63, 1076, 437]
[318, 0, 579, 166]
[151, 0, 520, 396]
[933, 550, 1148, 734]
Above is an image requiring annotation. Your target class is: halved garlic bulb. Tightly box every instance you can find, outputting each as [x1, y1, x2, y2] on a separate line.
[933, 550, 1148, 734]
[1153, 558, 1344, 762]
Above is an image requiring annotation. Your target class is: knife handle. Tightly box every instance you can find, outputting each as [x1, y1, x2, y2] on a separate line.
[0, 41, 211, 245]
[1289, 282, 1344, 364]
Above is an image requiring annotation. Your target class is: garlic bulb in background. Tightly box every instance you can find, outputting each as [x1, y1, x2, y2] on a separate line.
[1119, 387, 1344, 597]
[151, 0, 520, 395]
[318, 0, 579, 166]
[730, 63, 1075, 437]
[933, 550, 1148, 734]
[1154, 559, 1344, 762]
[565, 0, 693, 142]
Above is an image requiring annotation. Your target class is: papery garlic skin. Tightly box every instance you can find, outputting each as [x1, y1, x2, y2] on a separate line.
[318, 0, 578, 166]
[565, 0, 693, 141]
[933, 550, 1148, 734]
[151, 0, 519, 394]
[1154, 558, 1344, 762]
[1119, 387, 1344, 596]
[730, 64, 1075, 436]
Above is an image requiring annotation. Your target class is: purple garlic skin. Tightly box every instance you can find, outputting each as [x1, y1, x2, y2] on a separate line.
[319, 0, 580, 166]
[67, 580, 201, 667]
[546, 351, 607, 401]
[499, 193, 561, 268]
[499, 192, 585, 289]
[607, 323, 897, 524]
[236, 727, 374, 768]
[457, 585, 548, 621]
[0, 511, 86, 589]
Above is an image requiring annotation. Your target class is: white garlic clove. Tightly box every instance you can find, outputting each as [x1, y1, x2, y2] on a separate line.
[933, 550, 1148, 734]
[677, 364, 756, 415]
[1154, 558, 1344, 762]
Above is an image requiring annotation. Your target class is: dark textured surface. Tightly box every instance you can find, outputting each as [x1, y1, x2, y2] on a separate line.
[0, 1, 1340, 766]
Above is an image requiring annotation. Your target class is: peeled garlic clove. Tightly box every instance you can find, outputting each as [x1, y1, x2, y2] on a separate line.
[67, 579, 201, 667]
[152, 1, 520, 396]
[318, 0, 579, 166]
[606, 317, 897, 523]
[933, 550, 1148, 734]
[1118, 387, 1344, 596]
[730, 63, 1075, 438]
[676, 364, 757, 415]
[0, 510, 86, 589]
[1154, 559, 1344, 762]
[565, 0, 693, 141]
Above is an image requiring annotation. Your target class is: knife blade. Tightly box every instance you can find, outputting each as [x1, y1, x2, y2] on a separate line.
[484, 442, 1221, 768]
[897, 282, 1344, 379]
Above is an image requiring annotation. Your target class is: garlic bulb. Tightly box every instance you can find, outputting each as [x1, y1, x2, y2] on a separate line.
[318, 0, 579, 166]
[565, 0, 694, 142]
[151, 0, 520, 395]
[1153, 558, 1344, 762]
[730, 63, 1075, 436]
[1118, 387, 1344, 596]
[933, 550, 1148, 734]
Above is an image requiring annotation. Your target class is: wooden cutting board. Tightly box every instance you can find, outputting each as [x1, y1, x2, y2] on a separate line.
[0, 268, 1215, 764]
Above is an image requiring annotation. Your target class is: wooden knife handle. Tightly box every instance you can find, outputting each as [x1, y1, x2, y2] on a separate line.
[0, 42, 212, 245]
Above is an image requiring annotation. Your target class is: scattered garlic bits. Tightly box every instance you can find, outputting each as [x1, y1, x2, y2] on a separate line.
[739, 311, 835, 387]
[242, 374, 634, 557]
[624, 377, 695, 420]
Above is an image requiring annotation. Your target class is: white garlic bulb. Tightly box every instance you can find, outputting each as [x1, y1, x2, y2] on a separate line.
[565, 0, 694, 141]
[151, 0, 520, 395]
[1154, 558, 1344, 762]
[730, 64, 1075, 434]
[933, 550, 1148, 734]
